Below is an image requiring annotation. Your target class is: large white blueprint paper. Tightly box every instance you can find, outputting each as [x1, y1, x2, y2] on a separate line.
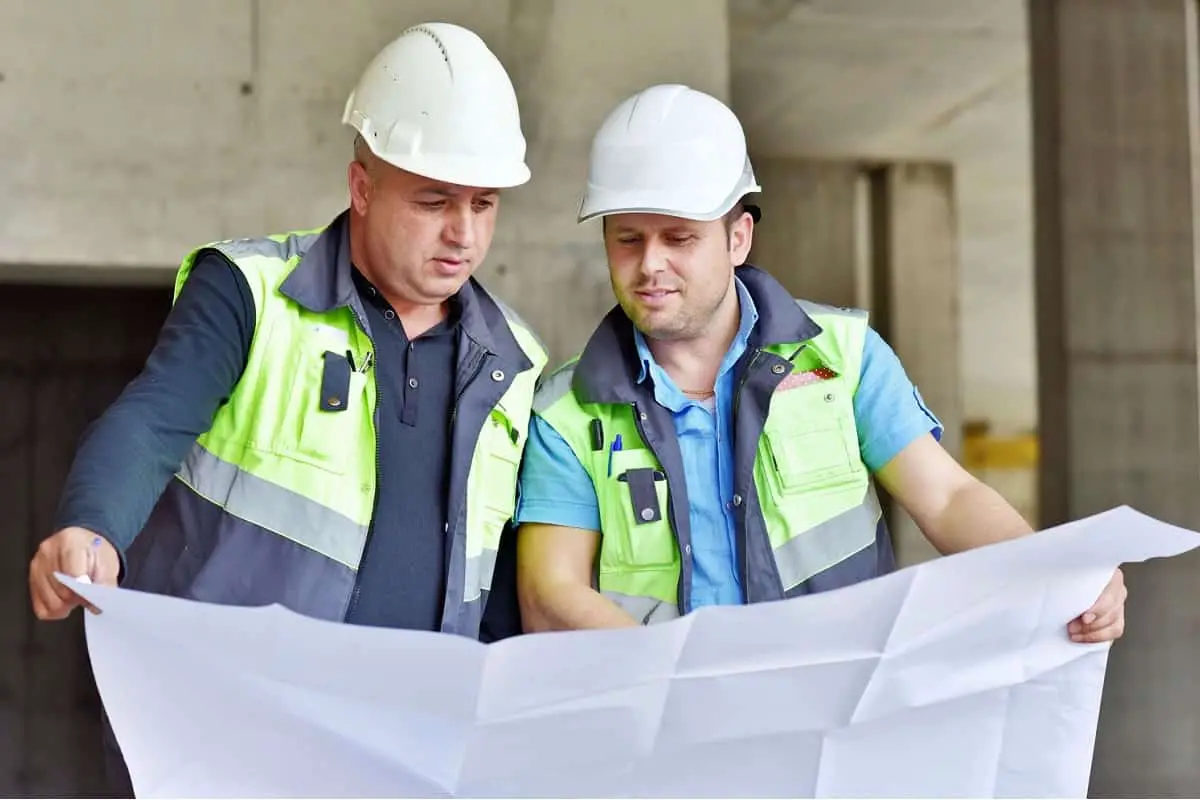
[69, 505, 1200, 798]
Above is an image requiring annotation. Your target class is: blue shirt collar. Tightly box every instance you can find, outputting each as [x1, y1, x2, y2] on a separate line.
[632, 277, 760, 402]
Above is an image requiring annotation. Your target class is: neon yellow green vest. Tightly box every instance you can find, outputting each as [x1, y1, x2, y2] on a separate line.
[169, 226, 546, 628]
[535, 302, 883, 623]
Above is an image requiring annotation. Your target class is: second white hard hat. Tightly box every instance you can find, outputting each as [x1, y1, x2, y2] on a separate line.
[342, 22, 530, 189]
[578, 84, 762, 223]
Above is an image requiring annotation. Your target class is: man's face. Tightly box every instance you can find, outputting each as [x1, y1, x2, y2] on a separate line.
[349, 159, 500, 305]
[604, 212, 753, 341]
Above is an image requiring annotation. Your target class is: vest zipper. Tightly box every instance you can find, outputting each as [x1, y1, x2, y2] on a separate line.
[345, 306, 379, 621]
[732, 347, 762, 603]
[449, 346, 488, 434]
[443, 344, 489, 625]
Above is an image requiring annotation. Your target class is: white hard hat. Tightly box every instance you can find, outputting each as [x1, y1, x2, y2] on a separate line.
[342, 22, 530, 189]
[578, 84, 762, 223]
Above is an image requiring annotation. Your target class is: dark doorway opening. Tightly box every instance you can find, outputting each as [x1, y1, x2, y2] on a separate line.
[0, 282, 171, 796]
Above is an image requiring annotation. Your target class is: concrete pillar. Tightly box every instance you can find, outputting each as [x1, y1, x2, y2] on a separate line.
[482, 0, 730, 364]
[747, 159, 863, 307]
[1029, 1, 1200, 795]
[869, 163, 962, 566]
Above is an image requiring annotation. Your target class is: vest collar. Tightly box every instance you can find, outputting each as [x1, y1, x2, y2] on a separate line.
[279, 210, 532, 371]
[279, 210, 357, 314]
[572, 264, 822, 405]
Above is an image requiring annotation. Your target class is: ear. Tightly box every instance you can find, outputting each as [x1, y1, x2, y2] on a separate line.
[348, 160, 372, 215]
[728, 211, 754, 265]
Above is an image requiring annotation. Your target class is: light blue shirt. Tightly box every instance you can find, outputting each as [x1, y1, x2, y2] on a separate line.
[515, 279, 943, 611]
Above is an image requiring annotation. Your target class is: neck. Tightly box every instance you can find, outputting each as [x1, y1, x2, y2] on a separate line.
[349, 215, 448, 339]
[646, 286, 741, 396]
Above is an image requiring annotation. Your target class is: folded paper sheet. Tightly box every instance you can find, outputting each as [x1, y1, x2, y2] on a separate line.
[68, 506, 1200, 798]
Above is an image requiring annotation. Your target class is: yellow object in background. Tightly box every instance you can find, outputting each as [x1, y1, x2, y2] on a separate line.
[961, 422, 1039, 471]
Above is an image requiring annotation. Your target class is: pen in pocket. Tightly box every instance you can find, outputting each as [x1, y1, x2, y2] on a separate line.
[607, 433, 623, 478]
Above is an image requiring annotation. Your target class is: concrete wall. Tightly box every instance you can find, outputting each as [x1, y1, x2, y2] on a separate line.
[2, 0, 1040, 448]
[0, 0, 727, 365]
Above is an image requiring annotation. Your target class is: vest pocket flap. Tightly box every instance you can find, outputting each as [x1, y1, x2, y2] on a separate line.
[598, 444, 657, 480]
[763, 374, 859, 493]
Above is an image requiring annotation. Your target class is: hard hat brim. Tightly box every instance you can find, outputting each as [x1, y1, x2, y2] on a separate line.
[374, 150, 531, 190]
[577, 183, 762, 224]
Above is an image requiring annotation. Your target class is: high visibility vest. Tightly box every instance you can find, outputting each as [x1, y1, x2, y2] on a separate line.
[533, 301, 885, 623]
[140, 223, 547, 635]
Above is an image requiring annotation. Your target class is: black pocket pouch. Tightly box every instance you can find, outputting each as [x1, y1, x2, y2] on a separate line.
[619, 467, 666, 525]
[319, 351, 353, 412]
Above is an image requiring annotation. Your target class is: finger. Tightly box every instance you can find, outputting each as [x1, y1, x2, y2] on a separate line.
[93, 541, 120, 587]
[60, 544, 92, 582]
[29, 574, 50, 619]
[1071, 614, 1124, 643]
[30, 569, 74, 620]
[48, 546, 94, 605]
[1072, 605, 1122, 640]
[1070, 575, 1127, 633]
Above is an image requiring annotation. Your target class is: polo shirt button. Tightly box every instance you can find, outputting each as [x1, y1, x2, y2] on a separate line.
[684, 544, 692, 556]
[384, 309, 395, 320]
[732, 494, 743, 507]
[408, 378, 418, 389]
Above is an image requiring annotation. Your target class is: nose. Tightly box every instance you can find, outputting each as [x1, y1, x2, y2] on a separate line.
[638, 238, 669, 277]
[443, 204, 476, 250]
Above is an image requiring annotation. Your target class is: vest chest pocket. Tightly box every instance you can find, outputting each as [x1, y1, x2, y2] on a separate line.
[281, 346, 368, 474]
[595, 446, 678, 572]
[761, 375, 861, 495]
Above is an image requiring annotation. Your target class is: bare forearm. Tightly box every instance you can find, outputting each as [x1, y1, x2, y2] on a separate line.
[521, 581, 639, 632]
[924, 479, 1034, 555]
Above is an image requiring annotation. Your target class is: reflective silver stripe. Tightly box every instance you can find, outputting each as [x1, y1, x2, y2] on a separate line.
[773, 485, 883, 591]
[467, 547, 501, 599]
[177, 444, 368, 570]
[532, 363, 577, 414]
[602, 591, 680, 625]
[795, 298, 868, 321]
[210, 230, 322, 262]
[489, 292, 549, 358]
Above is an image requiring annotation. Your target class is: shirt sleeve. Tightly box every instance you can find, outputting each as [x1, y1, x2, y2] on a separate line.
[853, 325, 944, 472]
[514, 415, 602, 531]
[53, 252, 257, 554]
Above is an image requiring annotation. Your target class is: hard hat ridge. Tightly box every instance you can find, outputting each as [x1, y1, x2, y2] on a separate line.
[342, 22, 531, 189]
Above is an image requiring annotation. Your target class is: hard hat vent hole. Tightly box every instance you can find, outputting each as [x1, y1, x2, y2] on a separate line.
[409, 25, 453, 79]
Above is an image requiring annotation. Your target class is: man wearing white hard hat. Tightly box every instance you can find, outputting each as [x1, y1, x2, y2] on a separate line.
[27, 23, 545, 795]
[514, 84, 1127, 642]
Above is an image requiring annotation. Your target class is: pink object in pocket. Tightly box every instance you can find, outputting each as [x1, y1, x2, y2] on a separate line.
[775, 366, 838, 391]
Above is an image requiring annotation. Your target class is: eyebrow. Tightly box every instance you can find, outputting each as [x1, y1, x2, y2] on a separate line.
[611, 226, 699, 236]
[414, 187, 499, 199]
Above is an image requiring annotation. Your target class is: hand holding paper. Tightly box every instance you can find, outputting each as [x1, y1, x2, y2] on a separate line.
[31, 527, 117, 618]
[1069, 566, 1128, 643]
